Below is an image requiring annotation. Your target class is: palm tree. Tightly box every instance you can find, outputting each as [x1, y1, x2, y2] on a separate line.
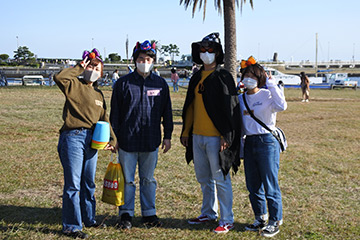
[180, 0, 254, 81]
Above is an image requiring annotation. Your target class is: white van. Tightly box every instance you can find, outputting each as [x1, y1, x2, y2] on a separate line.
[328, 73, 357, 89]
[22, 75, 45, 86]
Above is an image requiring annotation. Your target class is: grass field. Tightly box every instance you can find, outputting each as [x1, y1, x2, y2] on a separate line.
[0, 86, 359, 239]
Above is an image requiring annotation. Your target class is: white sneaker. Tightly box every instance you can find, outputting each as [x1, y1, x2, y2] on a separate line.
[261, 223, 280, 237]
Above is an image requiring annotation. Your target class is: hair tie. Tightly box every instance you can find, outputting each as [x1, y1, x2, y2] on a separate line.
[241, 56, 256, 69]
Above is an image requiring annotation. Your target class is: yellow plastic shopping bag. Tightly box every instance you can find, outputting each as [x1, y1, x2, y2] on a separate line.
[101, 154, 125, 206]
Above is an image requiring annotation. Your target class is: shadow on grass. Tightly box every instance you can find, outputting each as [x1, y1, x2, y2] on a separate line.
[0, 205, 248, 235]
[160, 218, 248, 232]
[95, 214, 248, 232]
[0, 205, 63, 236]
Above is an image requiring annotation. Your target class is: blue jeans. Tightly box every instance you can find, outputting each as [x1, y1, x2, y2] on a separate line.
[173, 82, 178, 92]
[244, 133, 282, 223]
[192, 134, 234, 224]
[58, 129, 98, 232]
[118, 148, 158, 217]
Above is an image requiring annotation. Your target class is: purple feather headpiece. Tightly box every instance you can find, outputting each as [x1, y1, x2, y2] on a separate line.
[82, 48, 103, 63]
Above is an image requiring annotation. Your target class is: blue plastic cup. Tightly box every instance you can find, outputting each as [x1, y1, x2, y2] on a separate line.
[91, 121, 110, 149]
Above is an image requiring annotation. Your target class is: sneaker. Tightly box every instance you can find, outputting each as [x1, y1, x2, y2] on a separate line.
[305, 99, 309, 102]
[142, 215, 163, 228]
[87, 222, 107, 228]
[245, 219, 267, 231]
[63, 231, 89, 239]
[118, 213, 132, 230]
[214, 222, 234, 234]
[261, 223, 280, 238]
[188, 214, 215, 224]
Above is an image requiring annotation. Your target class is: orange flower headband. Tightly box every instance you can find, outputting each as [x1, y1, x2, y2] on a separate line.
[241, 56, 256, 69]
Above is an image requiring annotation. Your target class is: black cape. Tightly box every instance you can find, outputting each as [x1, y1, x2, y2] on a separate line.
[181, 65, 241, 175]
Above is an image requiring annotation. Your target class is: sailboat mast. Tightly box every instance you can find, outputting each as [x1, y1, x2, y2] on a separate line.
[315, 33, 318, 77]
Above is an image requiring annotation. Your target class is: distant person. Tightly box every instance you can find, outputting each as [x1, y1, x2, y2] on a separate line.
[300, 72, 310, 102]
[180, 32, 241, 234]
[112, 69, 119, 88]
[110, 40, 173, 230]
[278, 80, 284, 93]
[127, 65, 133, 73]
[171, 67, 179, 92]
[153, 66, 160, 76]
[192, 63, 199, 75]
[48, 73, 54, 87]
[239, 57, 287, 237]
[54, 49, 117, 239]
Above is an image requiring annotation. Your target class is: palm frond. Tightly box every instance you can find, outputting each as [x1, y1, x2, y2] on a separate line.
[180, 0, 255, 19]
[202, 0, 207, 20]
[215, 0, 222, 14]
[240, 0, 254, 11]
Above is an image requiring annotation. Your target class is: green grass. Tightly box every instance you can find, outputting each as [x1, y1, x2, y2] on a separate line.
[0, 86, 359, 239]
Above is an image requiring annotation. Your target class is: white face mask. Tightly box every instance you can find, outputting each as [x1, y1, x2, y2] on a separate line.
[83, 69, 101, 82]
[136, 62, 154, 74]
[200, 52, 216, 65]
[242, 77, 258, 90]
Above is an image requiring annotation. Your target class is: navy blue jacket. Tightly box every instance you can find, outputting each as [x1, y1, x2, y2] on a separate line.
[110, 70, 173, 152]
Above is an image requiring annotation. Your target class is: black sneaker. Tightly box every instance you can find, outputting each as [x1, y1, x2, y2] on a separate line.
[87, 222, 107, 228]
[63, 231, 89, 239]
[245, 219, 266, 231]
[118, 213, 132, 229]
[261, 223, 280, 237]
[142, 215, 163, 228]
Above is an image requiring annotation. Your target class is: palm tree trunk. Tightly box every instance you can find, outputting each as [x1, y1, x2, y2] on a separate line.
[223, 0, 237, 83]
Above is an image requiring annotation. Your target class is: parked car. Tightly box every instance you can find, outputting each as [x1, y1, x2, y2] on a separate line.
[328, 73, 357, 90]
[22, 75, 45, 86]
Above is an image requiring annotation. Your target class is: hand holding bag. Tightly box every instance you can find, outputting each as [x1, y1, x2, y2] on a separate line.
[101, 153, 125, 206]
[242, 94, 287, 152]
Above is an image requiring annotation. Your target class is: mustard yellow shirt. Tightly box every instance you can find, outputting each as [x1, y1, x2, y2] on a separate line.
[182, 70, 220, 137]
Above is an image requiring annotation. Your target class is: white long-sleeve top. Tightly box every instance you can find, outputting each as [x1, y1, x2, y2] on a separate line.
[239, 80, 287, 137]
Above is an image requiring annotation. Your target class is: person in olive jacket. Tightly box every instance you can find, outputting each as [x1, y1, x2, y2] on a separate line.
[180, 33, 241, 234]
[54, 49, 116, 239]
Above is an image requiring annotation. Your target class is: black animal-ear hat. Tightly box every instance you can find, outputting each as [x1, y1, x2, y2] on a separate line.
[191, 32, 224, 65]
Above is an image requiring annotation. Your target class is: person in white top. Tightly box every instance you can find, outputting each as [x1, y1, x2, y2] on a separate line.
[238, 56, 287, 238]
[111, 70, 120, 88]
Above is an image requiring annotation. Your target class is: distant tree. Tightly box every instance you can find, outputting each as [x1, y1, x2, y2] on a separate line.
[0, 54, 9, 61]
[108, 53, 121, 62]
[161, 45, 170, 59]
[161, 44, 180, 61]
[14, 46, 35, 63]
[151, 40, 162, 63]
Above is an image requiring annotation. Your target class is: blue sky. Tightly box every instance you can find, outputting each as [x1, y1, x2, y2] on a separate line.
[1, 0, 359, 62]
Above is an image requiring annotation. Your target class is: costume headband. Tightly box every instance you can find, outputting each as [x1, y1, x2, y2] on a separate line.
[82, 48, 103, 63]
[134, 40, 156, 55]
[241, 56, 256, 69]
